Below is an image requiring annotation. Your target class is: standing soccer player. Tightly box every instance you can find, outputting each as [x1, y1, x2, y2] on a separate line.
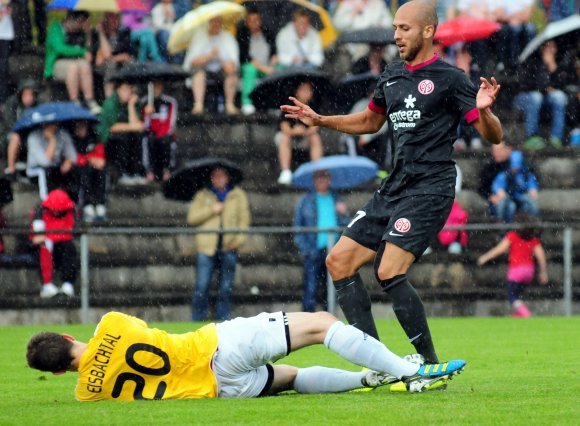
[281, 0, 502, 366]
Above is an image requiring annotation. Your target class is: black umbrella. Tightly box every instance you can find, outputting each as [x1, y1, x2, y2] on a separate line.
[162, 157, 243, 202]
[241, 0, 324, 32]
[109, 62, 190, 84]
[335, 72, 379, 113]
[250, 68, 331, 111]
[336, 27, 395, 45]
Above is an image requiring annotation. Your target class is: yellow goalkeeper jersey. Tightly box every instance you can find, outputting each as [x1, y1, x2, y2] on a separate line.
[75, 312, 219, 401]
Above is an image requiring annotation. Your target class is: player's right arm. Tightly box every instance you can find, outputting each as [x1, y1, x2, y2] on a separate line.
[281, 98, 387, 135]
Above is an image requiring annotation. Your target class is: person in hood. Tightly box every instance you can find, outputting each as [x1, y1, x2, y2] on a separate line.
[186, 166, 250, 321]
[2, 79, 38, 180]
[30, 189, 78, 298]
[491, 150, 540, 223]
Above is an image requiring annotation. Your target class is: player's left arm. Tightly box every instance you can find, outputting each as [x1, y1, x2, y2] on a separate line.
[472, 77, 503, 145]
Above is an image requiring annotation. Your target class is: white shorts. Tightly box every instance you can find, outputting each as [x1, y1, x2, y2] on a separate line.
[213, 311, 290, 398]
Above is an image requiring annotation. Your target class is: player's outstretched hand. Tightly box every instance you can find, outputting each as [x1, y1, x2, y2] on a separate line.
[280, 97, 320, 127]
[476, 77, 501, 110]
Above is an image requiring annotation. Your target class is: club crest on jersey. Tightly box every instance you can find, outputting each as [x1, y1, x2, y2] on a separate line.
[418, 79, 434, 95]
[394, 218, 411, 233]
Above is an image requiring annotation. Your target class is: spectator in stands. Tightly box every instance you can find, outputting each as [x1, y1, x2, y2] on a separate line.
[187, 166, 250, 321]
[183, 17, 240, 115]
[141, 81, 178, 183]
[0, 0, 14, 106]
[478, 140, 513, 216]
[26, 123, 77, 201]
[351, 44, 388, 75]
[92, 12, 133, 98]
[2, 79, 38, 180]
[437, 165, 468, 255]
[30, 189, 78, 299]
[70, 120, 107, 222]
[276, 9, 324, 69]
[452, 0, 499, 75]
[98, 82, 147, 185]
[477, 213, 548, 318]
[236, 7, 278, 116]
[494, 0, 536, 72]
[122, 8, 163, 63]
[293, 169, 350, 312]
[491, 150, 539, 223]
[543, 0, 574, 22]
[332, 0, 392, 60]
[151, 0, 178, 63]
[11, 0, 45, 51]
[513, 40, 573, 150]
[276, 81, 323, 186]
[44, 11, 101, 115]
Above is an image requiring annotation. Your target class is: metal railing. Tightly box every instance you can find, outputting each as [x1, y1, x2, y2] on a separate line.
[2, 222, 576, 322]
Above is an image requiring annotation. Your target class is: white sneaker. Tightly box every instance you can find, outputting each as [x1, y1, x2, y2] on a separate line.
[131, 175, 148, 185]
[118, 174, 134, 185]
[448, 242, 463, 255]
[40, 283, 59, 298]
[60, 282, 75, 297]
[83, 204, 96, 222]
[95, 204, 107, 221]
[241, 104, 256, 115]
[277, 169, 293, 185]
[86, 99, 102, 115]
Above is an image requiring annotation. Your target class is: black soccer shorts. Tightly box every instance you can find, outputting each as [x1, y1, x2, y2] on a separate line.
[342, 192, 454, 258]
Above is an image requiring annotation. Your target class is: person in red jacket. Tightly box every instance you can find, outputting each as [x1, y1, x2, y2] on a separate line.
[30, 189, 78, 298]
[477, 213, 548, 318]
[141, 81, 178, 183]
[71, 120, 107, 222]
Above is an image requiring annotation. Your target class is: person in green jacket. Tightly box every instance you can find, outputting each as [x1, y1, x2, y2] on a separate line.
[44, 11, 101, 115]
[98, 81, 146, 185]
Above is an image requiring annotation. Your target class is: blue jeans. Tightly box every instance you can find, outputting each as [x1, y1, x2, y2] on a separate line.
[496, 194, 539, 223]
[192, 251, 237, 321]
[513, 90, 568, 140]
[302, 249, 328, 312]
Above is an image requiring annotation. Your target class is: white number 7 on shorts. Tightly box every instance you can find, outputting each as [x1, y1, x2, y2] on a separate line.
[347, 210, 366, 228]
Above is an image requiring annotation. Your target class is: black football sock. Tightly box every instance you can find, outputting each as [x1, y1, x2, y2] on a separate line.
[382, 274, 439, 363]
[334, 274, 380, 341]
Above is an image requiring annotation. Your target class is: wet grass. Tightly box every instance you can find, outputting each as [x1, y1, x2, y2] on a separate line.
[1, 316, 579, 425]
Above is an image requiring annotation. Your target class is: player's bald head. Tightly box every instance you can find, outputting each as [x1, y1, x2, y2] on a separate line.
[397, 0, 438, 31]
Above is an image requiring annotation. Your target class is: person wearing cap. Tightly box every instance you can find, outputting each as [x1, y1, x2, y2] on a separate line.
[293, 169, 350, 312]
[491, 150, 540, 223]
[44, 10, 101, 115]
[2, 79, 38, 180]
[29, 189, 78, 298]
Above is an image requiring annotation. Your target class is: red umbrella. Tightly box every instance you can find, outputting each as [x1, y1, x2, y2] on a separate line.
[435, 17, 501, 47]
[117, 0, 148, 12]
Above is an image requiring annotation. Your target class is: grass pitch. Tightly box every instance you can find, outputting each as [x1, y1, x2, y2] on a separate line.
[1, 316, 579, 426]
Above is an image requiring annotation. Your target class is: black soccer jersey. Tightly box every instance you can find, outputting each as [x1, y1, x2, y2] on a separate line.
[369, 54, 479, 199]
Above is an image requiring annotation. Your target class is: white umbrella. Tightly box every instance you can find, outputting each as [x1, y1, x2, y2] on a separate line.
[168, 1, 246, 54]
[519, 14, 580, 62]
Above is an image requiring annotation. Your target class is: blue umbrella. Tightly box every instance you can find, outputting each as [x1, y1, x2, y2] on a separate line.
[292, 155, 378, 190]
[12, 102, 98, 133]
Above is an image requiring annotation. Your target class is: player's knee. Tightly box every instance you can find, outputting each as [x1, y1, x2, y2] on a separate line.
[374, 256, 409, 282]
[326, 250, 350, 276]
[313, 311, 338, 327]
